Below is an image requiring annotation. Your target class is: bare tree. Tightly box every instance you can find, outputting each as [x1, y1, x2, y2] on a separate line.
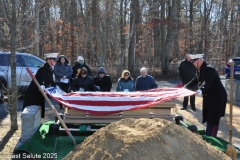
[1, 0, 18, 131]
[128, 0, 136, 77]
[161, 0, 178, 74]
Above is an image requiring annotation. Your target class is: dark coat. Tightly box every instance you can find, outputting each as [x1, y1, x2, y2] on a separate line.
[135, 75, 158, 91]
[72, 62, 92, 78]
[186, 61, 227, 125]
[178, 58, 197, 90]
[93, 75, 112, 92]
[71, 76, 95, 92]
[116, 77, 135, 91]
[22, 63, 56, 118]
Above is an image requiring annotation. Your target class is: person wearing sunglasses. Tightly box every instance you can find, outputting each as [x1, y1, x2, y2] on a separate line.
[93, 67, 112, 92]
[71, 67, 95, 92]
[116, 70, 135, 92]
[135, 67, 158, 91]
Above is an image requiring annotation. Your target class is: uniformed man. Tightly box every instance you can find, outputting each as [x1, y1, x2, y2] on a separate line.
[22, 53, 58, 118]
[186, 54, 227, 137]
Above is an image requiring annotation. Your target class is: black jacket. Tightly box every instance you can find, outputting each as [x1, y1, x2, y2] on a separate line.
[71, 76, 95, 92]
[93, 75, 112, 92]
[22, 63, 56, 118]
[72, 62, 92, 78]
[178, 58, 197, 90]
[186, 61, 227, 125]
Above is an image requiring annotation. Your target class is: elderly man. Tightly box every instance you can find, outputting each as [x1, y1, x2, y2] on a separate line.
[135, 67, 158, 91]
[178, 54, 197, 111]
[186, 54, 227, 137]
[72, 56, 92, 78]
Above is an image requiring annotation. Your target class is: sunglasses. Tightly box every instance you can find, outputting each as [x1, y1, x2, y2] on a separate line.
[124, 73, 129, 76]
[99, 72, 105, 74]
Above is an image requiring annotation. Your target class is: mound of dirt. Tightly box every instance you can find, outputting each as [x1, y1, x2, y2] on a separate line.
[64, 118, 230, 160]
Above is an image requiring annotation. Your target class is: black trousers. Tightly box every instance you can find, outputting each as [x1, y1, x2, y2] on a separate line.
[56, 82, 70, 93]
[182, 95, 195, 109]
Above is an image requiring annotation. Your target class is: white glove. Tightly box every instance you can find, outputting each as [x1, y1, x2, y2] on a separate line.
[95, 85, 100, 90]
[40, 85, 45, 90]
[196, 89, 202, 96]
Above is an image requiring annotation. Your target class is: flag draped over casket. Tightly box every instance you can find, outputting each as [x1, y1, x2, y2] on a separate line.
[45, 87, 196, 116]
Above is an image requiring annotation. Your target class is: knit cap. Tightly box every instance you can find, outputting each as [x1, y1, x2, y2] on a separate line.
[98, 67, 106, 74]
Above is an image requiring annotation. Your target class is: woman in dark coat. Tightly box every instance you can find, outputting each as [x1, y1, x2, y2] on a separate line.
[54, 55, 72, 92]
[22, 53, 57, 118]
[93, 67, 112, 92]
[116, 70, 135, 92]
[71, 68, 95, 92]
[54, 55, 72, 108]
[186, 54, 227, 137]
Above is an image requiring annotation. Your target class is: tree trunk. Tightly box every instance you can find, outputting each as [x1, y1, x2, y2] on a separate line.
[70, 0, 77, 62]
[34, 1, 39, 56]
[161, 0, 177, 74]
[9, 0, 18, 131]
[153, 0, 160, 68]
[160, 0, 166, 71]
[39, 0, 47, 58]
[188, 0, 194, 53]
[172, 0, 180, 60]
[128, 0, 136, 77]
[134, 0, 142, 71]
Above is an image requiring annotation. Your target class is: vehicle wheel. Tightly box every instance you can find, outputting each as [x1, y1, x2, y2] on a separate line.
[0, 78, 7, 103]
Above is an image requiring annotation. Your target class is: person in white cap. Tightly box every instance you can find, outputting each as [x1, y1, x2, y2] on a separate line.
[72, 56, 92, 78]
[185, 54, 227, 137]
[178, 53, 197, 111]
[22, 53, 58, 118]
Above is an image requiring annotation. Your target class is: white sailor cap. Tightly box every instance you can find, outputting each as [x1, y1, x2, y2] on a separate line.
[189, 54, 204, 62]
[44, 53, 58, 59]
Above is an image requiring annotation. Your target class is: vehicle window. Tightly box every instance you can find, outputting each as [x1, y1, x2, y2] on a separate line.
[0, 54, 10, 66]
[0, 54, 24, 66]
[16, 55, 25, 67]
[22, 55, 44, 67]
[233, 59, 240, 66]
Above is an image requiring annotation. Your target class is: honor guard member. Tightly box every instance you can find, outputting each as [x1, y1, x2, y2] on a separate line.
[185, 54, 227, 137]
[22, 53, 58, 118]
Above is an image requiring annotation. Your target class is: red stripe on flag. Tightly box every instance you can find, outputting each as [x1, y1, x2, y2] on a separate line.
[46, 87, 197, 115]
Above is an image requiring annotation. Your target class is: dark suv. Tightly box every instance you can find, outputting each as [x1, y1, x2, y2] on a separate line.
[225, 58, 240, 80]
[0, 52, 45, 101]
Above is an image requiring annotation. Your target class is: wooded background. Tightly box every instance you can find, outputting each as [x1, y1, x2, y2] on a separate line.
[0, 0, 239, 130]
[1, 0, 240, 78]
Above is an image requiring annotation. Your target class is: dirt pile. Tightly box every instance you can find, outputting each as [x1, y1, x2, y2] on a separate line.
[64, 118, 230, 160]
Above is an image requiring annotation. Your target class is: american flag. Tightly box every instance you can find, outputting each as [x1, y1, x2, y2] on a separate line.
[45, 86, 196, 115]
